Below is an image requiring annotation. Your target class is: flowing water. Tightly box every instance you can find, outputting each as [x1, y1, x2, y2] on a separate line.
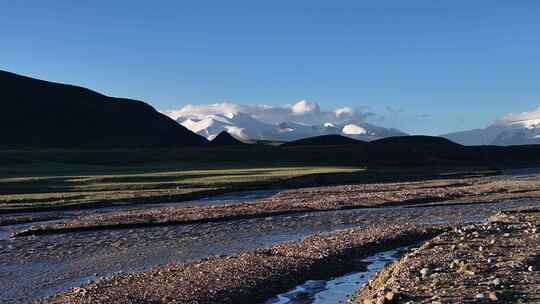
[265, 248, 408, 304]
[2, 171, 540, 303]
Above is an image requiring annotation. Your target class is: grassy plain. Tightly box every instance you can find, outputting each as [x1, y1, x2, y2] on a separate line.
[1, 142, 513, 213]
[0, 155, 363, 213]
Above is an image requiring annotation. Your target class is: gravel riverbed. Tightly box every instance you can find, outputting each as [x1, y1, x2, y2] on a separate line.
[353, 208, 540, 303]
[2, 172, 540, 303]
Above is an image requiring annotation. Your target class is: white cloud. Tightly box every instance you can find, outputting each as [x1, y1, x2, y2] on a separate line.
[291, 100, 319, 115]
[334, 107, 354, 117]
[496, 106, 540, 125]
[165, 103, 241, 120]
[164, 100, 374, 126]
[342, 124, 367, 135]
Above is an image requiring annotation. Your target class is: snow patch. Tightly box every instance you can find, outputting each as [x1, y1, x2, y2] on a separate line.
[342, 124, 367, 135]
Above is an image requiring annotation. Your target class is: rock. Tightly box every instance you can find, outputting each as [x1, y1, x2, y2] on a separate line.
[488, 291, 498, 301]
[475, 293, 485, 299]
[420, 268, 429, 278]
[294, 291, 311, 300]
[384, 291, 395, 301]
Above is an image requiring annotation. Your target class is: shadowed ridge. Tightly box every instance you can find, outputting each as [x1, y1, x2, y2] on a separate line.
[209, 131, 245, 146]
[282, 134, 364, 147]
[0, 69, 208, 148]
[371, 135, 462, 146]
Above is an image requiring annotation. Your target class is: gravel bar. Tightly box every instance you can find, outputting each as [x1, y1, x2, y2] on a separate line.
[38, 224, 446, 304]
[15, 177, 540, 237]
[353, 208, 540, 303]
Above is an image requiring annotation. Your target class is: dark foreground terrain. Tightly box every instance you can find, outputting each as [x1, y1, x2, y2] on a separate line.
[2, 169, 540, 303]
[354, 208, 540, 303]
[40, 224, 444, 304]
[15, 173, 540, 237]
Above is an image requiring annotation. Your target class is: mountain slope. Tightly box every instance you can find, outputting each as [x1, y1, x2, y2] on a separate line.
[209, 131, 245, 146]
[1, 70, 208, 148]
[372, 135, 461, 146]
[282, 134, 363, 146]
[442, 119, 540, 146]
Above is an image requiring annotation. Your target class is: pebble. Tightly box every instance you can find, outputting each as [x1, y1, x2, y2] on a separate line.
[475, 293, 485, 299]
[488, 291, 498, 301]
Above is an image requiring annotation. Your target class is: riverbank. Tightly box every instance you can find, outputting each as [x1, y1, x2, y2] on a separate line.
[39, 224, 445, 304]
[14, 174, 540, 237]
[0, 165, 366, 214]
[4, 185, 539, 303]
[353, 208, 540, 303]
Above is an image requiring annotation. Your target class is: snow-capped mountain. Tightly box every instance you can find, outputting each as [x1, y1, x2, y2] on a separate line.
[176, 112, 406, 142]
[179, 113, 272, 140]
[442, 118, 540, 146]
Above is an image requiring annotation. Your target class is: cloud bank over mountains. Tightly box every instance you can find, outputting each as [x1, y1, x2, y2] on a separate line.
[165, 100, 405, 141]
[166, 99, 540, 146]
[495, 107, 540, 126]
[442, 106, 540, 146]
[166, 100, 374, 126]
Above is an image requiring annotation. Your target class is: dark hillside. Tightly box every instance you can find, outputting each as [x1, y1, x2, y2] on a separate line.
[282, 135, 363, 147]
[372, 135, 461, 146]
[0, 70, 207, 148]
[209, 131, 245, 146]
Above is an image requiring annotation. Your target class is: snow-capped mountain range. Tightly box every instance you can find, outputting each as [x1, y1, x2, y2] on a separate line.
[176, 112, 406, 142]
[442, 115, 540, 146]
[166, 100, 407, 142]
[170, 101, 540, 146]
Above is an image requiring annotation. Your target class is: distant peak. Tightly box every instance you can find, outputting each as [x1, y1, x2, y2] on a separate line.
[209, 131, 245, 146]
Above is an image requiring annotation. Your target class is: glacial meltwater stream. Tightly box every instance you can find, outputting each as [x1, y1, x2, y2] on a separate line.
[3, 170, 540, 303]
[264, 248, 408, 304]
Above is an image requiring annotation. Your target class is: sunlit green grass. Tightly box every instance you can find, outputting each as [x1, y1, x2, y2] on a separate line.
[0, 164, 363, 212]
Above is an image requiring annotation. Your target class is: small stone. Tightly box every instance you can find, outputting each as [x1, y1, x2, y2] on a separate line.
[420, 268, 429, 278]
[488, 291, 498, 301]
[384, 291, 395, 301]
[491, 278, 501, 286]
[528, 266, 534, 272]
[475, 293, 485, 299]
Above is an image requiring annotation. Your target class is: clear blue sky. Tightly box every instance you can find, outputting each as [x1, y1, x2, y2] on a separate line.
[2, 1, 539, 134]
